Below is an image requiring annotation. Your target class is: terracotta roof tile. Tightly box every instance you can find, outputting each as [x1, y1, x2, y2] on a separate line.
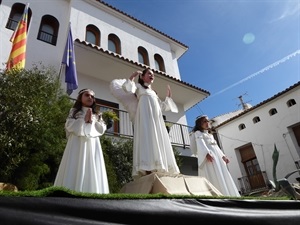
[75, 39, 210, 95]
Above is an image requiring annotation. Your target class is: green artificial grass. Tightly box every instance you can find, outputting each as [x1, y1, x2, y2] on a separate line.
[0, 186, 291, 200]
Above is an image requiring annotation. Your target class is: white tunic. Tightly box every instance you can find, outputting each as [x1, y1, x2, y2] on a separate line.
[191, 130, 240, 197]
[122, 79, 180, 178]
[54, 107, 109, 194]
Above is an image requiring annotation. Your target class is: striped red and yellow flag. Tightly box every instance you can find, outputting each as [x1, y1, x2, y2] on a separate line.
[6, 3, 29, 70]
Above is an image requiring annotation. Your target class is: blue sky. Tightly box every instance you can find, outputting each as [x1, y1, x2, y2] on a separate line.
[103, 0, 300, 126]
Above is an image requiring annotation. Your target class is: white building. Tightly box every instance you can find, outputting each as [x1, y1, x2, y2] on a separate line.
[0, 0, 209, 175]
[3, 1, 298, 195]
[212, 82, 300, 195]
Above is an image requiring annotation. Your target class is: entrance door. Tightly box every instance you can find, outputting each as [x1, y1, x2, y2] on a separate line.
[240, 145, 266, 190]
[245, 158, 266, 189]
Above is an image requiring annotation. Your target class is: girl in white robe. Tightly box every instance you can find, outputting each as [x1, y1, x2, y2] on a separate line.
[54, 89, 109, 194]
[122, 69, 180, 179]
[190, 115, 240, 197]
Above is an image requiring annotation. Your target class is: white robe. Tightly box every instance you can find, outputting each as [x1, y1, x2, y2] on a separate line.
[122, 79, 180, 178]
[54, 107, 109, 194]
[191, 130, 240, 197]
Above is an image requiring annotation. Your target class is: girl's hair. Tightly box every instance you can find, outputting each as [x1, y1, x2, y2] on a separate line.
[138, 68, 152, 89]
[72, 88, 97, 118]
[192, 115, 208, 132]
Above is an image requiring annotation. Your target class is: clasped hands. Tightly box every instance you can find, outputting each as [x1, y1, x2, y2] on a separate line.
[85, 108, 93, 123]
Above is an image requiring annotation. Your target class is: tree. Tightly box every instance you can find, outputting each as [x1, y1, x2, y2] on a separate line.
[0, 66, 72, 190]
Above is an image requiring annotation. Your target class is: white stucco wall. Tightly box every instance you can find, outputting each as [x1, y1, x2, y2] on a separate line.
[0, 0, 71, 72]
[1, 0, 184, 78]
[70, 0, 182, 78]
[216, 87, 300, 185]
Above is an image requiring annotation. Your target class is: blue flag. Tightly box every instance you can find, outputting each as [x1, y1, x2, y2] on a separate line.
[62, 25, 78, 95]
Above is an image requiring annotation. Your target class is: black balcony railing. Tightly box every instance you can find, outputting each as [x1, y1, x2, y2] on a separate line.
[98, 104, 193, 149]
[238, 171, 269, 195]
[37, 30, 57, 45]
[6, 18, 19, 30]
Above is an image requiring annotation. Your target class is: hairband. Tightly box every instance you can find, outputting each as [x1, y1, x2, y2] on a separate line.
[196, 115, 208, 120]
[78, 89, 95, 96]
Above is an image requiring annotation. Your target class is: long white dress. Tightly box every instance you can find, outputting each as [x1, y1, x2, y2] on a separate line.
[122, 79, 180, 178]
[54, 107, 109, 194]
[190, 130, 240, 197]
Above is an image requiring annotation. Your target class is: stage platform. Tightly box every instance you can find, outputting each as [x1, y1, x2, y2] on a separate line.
[120, 172, 223, 196]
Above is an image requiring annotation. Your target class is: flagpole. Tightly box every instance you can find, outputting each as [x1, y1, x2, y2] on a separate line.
[61, 22, 78, 95]
[58, 22, 71, 80]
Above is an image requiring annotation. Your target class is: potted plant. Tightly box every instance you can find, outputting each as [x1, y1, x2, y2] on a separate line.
[165, 122, 173, 133]
[101, 110, 119, 129]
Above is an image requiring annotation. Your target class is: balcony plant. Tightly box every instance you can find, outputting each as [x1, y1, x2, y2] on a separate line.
[101, 110, 119, 129]
[165, 122, 173, 133]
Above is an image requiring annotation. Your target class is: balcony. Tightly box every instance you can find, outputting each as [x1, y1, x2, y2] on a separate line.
[101, 104, 193, 149]
[238, 171, 269, 195]
[37, 30, 57, 45]
[6, 18, 19, 31]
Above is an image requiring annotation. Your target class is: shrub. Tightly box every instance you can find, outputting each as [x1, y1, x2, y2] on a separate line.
[0, 66, 72, 190]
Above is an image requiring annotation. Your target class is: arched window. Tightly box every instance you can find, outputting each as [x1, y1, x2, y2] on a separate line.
[138, 46, 149, 66]
[287, 99, 296, 107]
[6, 3, 32, 31]
[85, 24, 100, 46]
[108, 34, 121, 54]
[37, 15, 59, 45]
[154, 53, 165, 72]
[269, 108, 278, 116]
[238, 123, 246, 130]
[252, 116, 260, 124]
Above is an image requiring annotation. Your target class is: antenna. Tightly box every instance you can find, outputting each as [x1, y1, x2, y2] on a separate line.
[237, 92, 251, 110]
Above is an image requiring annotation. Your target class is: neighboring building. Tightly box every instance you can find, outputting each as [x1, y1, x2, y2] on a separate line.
[0, 0, 209, 175]
[212, 81, 300, 195]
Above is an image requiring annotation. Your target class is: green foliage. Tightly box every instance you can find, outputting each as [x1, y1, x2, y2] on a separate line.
[272, 144, 280, 191]
[101, 110, 119, 129]
[173, 147, 183, 169]
[102, 110, 119, 123]
[100, 136, 183, 193]
[0, 66, 72, 190]
[101, 136, 133, 193]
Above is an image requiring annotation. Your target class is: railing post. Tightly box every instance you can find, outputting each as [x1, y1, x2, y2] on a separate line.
[179, 124, 186, 148]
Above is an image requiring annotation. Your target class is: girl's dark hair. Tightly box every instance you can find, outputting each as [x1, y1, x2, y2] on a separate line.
[192, 115, 208, 132]
[72, 88, 97, 118]
[138, 68, 152, 89]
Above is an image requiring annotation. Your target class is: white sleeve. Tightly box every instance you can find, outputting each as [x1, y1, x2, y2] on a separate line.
[160, 97, 178, 113]
[65, 109, 107, 138]
[194, 131, 211, 167]
[189, 132, 198, 156]
[110, 79, 138, 122]
[122, 79, 137, 94]
[65, 109, 86, 137]
[83, 115, 107, 138]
